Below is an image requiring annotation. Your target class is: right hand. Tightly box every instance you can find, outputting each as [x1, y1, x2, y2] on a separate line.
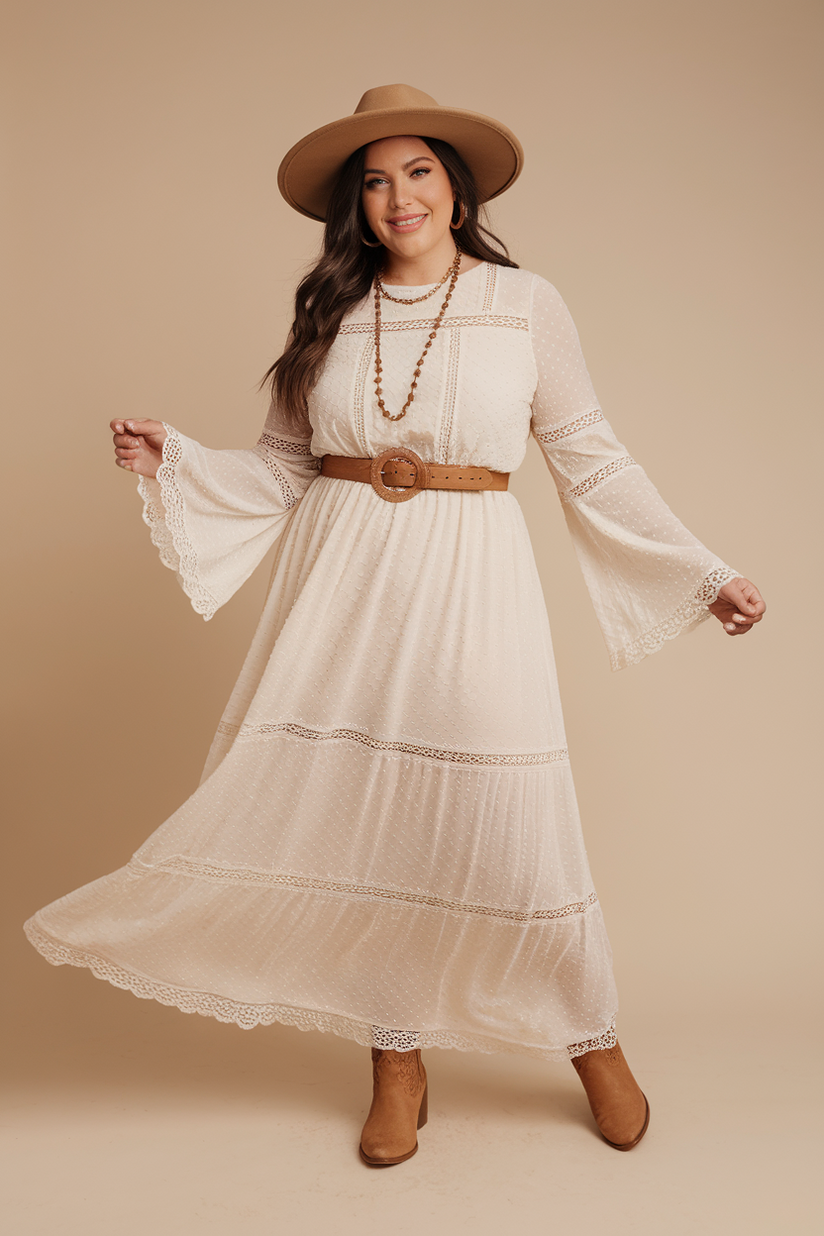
[110, 418, 168, 479]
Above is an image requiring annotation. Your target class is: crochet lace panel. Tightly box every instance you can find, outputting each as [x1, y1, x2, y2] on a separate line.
[561, 455, 639, 502]
[215, 719, 569, 769]
[23, 918, 615, 1063]
[137, 424, 220, 621]
[337, 314, 529, 335]
[533, 409, 605, 444]
[127, 854, 600, 924]
[255, 432, 312, 456]
[612, 565, 742, 671]
[251, 435, 301, 509]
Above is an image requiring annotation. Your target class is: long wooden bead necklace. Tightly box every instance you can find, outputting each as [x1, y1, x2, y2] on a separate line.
[373, 248, 461, 422]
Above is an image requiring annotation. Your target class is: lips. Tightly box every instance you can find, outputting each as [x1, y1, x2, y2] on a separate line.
[387, 214, 427, 231]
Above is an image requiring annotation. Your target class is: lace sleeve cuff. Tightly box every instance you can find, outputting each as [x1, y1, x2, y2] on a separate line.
[610, 564, 741, 671]
[137, 424, 221, 620]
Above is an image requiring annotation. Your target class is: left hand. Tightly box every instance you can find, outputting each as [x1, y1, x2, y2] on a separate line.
[707, 577, 766, 637]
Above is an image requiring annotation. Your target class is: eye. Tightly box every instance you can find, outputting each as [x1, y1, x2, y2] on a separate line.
[410, 167, 430, 178]
[364, 177, 388, 190]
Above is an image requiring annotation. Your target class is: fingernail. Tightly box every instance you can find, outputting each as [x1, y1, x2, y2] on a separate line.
[725, 623, 735, 631]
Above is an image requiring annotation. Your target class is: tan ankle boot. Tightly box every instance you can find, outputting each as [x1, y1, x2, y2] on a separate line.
[571, 1041, 650, 1150]
[359, 1047, 429, 1166]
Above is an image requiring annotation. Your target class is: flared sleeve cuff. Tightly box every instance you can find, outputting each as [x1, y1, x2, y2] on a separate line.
[137, 420, 319, 620]
[604, 561, 740, 671]
[553, 454, 741, 671]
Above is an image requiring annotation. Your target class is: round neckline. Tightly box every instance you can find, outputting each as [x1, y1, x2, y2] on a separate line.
[380, 259, 487, 291]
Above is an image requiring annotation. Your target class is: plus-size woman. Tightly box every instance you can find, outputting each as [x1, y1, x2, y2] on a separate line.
[24, 84, 765, 1167]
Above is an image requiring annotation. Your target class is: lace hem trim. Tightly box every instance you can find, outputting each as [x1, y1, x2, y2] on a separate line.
[533, 408, 605, 445]
[137, 425, 220, 621]
[126, 855, 600, 923]
[214, 719, 569, 768]
[611, 565, 741, 671]
[371, 1026, 423, 1052]
[561, 454, 639, 501]
[23, 919, 615, 1062]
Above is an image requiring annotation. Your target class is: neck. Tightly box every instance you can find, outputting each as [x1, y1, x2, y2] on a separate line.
[380, 237, 461, 286]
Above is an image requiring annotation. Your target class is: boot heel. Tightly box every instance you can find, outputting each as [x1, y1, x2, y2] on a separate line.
[417, 1081, 428, 1129]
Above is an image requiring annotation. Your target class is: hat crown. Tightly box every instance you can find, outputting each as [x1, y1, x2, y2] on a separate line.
[354, 84, 439, 115]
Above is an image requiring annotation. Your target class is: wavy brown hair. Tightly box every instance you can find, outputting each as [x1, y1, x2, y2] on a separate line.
[261, 137, 518, 433]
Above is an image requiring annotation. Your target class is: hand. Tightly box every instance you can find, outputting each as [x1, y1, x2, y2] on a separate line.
[110, 418, 167, 479]
[707, 577, 766, 637]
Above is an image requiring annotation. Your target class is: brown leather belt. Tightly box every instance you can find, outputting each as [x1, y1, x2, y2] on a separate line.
[320, 447, 509, 503]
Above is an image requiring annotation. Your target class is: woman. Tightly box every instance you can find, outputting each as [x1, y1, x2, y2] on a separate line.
[24, 84, 765, 1168]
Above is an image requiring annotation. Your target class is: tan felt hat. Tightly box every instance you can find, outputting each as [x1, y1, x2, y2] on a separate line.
[278, 83, 524, 222]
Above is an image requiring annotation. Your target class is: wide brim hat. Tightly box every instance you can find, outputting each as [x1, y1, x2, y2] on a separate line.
[278, 83, 524, 222]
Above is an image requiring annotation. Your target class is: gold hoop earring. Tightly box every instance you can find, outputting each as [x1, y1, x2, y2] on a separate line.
[361, 232, 382, 248]
[450, 201, 466, 230]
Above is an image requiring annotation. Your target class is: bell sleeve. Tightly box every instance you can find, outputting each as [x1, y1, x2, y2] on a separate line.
[136, 399, 320, 620]
[528, 274, 740, 670]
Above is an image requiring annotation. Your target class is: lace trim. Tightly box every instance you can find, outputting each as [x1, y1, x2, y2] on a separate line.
[534, 409, 605, 444]
[353, 337, 373, 454]
[255, 432, 313, 457]
[482, 263, 497, 313]
[23, 918, 615, 1063]
[372, 1027, 422, 1052]
[435, 327, 460, 462]
[127, 854, 599, 923]
[566, 1023, 618, 1059]
[250, 440, 299, 509]
[137, 424, 220, 621]
[611, 565, 742, 671]
[215, 719, 569, 768]
[338, 314, 529, 334]
[561, 455, 638, 502]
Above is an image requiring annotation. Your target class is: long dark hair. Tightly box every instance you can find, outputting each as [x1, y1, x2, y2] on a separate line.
[261, 137, 518, 433]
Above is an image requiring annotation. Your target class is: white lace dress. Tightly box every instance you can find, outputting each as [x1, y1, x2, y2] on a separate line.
[24, 263, 738, 1060]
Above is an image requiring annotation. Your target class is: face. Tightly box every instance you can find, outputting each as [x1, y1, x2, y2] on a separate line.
[361, 135, 456, 259]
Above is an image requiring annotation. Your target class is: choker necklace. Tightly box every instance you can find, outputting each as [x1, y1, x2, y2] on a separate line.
[373, 249, 462, 422]
[376, 249, 460, 305]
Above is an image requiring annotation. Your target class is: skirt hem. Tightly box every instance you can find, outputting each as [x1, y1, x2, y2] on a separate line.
[23, 916, 617, 1063]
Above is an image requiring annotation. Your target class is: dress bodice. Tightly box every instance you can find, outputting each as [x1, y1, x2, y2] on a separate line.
[308, 262, 541, 471]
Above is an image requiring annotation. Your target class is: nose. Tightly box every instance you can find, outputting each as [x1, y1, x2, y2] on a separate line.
[388, 179, 413, 212]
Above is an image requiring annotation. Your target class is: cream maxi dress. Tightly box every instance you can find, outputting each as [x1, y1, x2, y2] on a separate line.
[25, 263, 738, 1061]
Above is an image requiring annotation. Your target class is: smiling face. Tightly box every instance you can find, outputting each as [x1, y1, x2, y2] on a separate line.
[361, 135, 457, 267]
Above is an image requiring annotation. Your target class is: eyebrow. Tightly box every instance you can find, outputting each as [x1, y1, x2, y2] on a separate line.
[363, 157, 435, 174]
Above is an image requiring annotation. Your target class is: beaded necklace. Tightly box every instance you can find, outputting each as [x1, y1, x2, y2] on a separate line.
[372, 248, 461, 422]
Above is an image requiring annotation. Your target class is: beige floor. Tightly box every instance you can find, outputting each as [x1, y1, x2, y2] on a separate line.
[4, 958, 819, 1236]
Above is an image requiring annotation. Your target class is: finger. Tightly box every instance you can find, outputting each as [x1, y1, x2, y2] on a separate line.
[123, 418, 162, 433]
[115, 446, 139, 458]
[735, 579, 767, 616]
[115, 458, 133, 471]
[110, 419, 125, 433]
[113, 433, 141, 447]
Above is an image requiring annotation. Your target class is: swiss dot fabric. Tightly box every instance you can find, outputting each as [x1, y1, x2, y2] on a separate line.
[24, 262, 738, 1061]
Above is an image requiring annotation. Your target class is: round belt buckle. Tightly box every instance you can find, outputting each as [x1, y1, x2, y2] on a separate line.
[370, 447, 431, 503]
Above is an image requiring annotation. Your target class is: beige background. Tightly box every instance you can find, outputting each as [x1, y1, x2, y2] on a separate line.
[2, 0, 821, 1232]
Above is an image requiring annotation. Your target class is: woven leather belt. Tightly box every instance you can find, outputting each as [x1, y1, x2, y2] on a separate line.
[320, 447, 509, 503]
